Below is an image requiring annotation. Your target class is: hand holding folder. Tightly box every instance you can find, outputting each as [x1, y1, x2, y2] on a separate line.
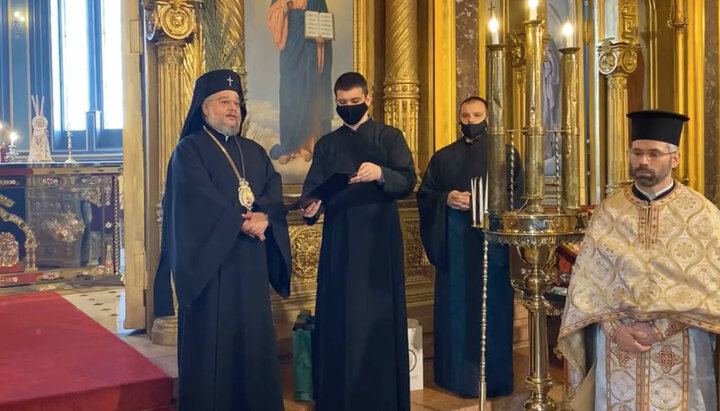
[287, 172, 352, 211]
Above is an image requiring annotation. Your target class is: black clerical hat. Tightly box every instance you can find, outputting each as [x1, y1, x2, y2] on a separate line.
[627, 109, 689, 146]
[179, 69, 246, 139]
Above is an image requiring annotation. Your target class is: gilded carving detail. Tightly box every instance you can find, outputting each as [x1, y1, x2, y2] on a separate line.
[289, 224, 322, 284]
[42, 211, 85, 243]
[157, 38, 185, 66]
[0, 194, 37, 271]
[619, 0, 638, 41]
[144, 0, 195, 41]
[402, 219, 430, 282]
[509, 32, 526, 69]
[667, 0, 688, 31]
[598, 40, 638, 76]
[0, 232, 19, 267]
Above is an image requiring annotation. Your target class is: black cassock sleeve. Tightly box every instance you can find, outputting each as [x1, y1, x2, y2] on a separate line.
[301, 140, 326, 226]
[252, 149, 291, 298]
[380, 128, 416, 199]
[417, 154, 450, 270]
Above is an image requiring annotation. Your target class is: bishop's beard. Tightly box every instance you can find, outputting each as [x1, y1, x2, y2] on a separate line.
[206, 118, 241, 137]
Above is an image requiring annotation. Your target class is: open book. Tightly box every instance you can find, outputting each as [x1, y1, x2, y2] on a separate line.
[304, 11, 335, 41]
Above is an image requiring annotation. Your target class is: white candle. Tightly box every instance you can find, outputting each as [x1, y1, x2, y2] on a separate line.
[488, 16, 499, 45]
[479, 177, 484, 217]
[528, 0, 538, 20]
[471, 178, 478, 224]
[562, 22, 574, 48]
[9, 132, 18, 147]
[484, 172, 489, 212]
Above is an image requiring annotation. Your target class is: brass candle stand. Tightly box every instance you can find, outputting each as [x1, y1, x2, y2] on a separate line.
[476, 10, 587, 411]
[65, 131, 77, 164]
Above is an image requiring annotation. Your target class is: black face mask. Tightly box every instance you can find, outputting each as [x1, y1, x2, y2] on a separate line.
[460, 120, 488, 140]
[337, 102, 368, 125]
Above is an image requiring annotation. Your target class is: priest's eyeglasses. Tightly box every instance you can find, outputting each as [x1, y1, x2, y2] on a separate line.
[627, 149, 677, 161]
[207, 98, 242, 109]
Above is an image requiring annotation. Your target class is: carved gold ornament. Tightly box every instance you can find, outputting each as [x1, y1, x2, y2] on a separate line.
[289, 225, 322, 284]
[0, 232, 19, 267]
[598, 39, 638, 76]
[145, 0, 195, 41]
[42, 211, 85, 243]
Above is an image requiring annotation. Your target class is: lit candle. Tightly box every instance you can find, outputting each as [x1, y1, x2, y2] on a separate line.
[488, 16, 500, 45]
[562, 22, 574, 48]
[528, 0, 538, 20]
[9, 132, 18, 147]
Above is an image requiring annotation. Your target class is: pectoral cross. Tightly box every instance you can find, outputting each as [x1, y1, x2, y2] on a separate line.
[226, 76, 234, 87]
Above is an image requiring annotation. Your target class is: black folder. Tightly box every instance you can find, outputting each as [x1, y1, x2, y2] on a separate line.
[287, 172, 352, 210]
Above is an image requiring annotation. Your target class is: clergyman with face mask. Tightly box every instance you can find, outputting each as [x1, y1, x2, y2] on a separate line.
[559, 110, 720, 410]
[154, 69, 291, 411]
[299, 71, 416, 410]
[416, 96, 523, 398]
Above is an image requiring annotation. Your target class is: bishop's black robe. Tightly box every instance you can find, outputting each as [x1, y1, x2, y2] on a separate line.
[302, 119, 415, 411]
[417, 136, 523, 398]
[154, 125, 291, 411]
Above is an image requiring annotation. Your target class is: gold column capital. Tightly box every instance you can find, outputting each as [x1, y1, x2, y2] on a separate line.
[144, 0, 196, 42]
[597, 40, 638, 76]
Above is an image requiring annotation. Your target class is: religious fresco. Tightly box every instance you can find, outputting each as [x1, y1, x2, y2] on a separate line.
[244, 0, 353, 186]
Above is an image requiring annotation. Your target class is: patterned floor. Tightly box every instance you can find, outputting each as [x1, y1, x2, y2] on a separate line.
[62, 287, 566, 410]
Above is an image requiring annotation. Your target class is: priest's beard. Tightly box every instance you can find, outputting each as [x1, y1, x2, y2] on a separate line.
[207, 118, 241, 137]
[631, 159, 672, 188]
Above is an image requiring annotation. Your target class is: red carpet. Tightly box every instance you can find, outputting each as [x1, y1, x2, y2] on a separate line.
[0, 292, 173, 411]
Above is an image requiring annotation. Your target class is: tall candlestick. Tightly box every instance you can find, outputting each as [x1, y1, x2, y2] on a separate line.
[528, 0, 538, 20]
[65, 130, 77, 164]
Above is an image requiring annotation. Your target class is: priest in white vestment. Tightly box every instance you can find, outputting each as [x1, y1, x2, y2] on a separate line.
[559, 109, 720, 411]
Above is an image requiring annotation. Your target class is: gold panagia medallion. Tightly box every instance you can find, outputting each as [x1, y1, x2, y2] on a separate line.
[238, 178, 255, 211]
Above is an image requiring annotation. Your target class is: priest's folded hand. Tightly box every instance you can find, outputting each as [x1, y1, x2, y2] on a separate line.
[630, 321, 661, 346]
[349, 162, 382, 184]
[241, 212, 268, 241]
[447, 190, 471, 211]
[613, 324, 652, 353]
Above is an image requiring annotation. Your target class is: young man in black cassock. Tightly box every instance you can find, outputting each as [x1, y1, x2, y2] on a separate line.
[299, 72, 415, 411]
[154, 69, 291, 411]
[417, 96, 523, 398]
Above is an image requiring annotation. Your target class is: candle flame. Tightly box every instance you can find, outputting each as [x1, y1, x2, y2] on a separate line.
[488, 16, 499, 33]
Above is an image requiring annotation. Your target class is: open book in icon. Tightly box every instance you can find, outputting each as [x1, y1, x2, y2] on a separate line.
[304, 11, 335, 41]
